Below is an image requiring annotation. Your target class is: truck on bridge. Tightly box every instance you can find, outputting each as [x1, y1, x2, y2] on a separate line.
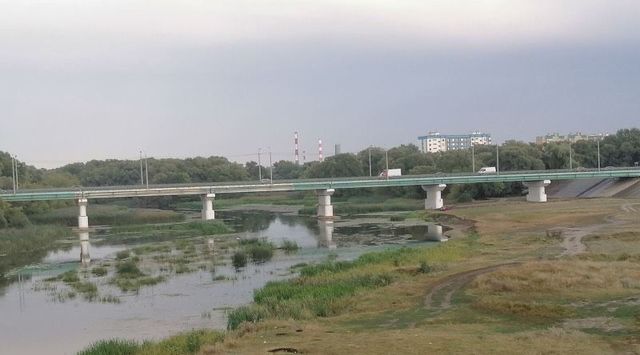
[379, 169, 402, 178]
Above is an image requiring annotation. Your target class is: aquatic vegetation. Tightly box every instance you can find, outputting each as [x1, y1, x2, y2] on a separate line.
[115, 250, 131, 260]
[245, 242, 274, 263]
[77, 339, 139, 355]
[79, 330, 224, 355]
[0, 225, 71, 277]
[280, 239, 299, 253]
[116, 261, 144, 278]
[91, 267, 108, 277]
[231, 250, 247, 269]
[30, 205, 185, 227]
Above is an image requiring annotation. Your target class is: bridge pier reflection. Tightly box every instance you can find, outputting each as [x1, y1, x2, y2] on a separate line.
[79, 231, 91, 266]
[317, 220, 337, 249]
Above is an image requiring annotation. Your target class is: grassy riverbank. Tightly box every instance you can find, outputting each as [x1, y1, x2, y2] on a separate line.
[30, 205, 185, 226]
[79, 198, 640, 354]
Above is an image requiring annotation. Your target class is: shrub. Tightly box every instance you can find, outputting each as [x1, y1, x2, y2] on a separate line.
[246, 243, 274, 263]
[232, 251, 247, 269]
[419, 261, 431, 273]
[116, 250, 131, 260]
[280, 239, 299, 253]
[92, 267, 108, 277]
[116, 261, 144, 277]
[78, 339, 140, 355]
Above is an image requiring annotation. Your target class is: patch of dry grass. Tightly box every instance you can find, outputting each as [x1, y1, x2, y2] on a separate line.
[470, 260, 640, 299]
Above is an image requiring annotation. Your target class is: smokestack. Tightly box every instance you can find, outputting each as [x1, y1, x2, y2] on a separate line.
[334, 144, 341, 155]
[294, 131, 299, 165]
[318, 139, 324, 162]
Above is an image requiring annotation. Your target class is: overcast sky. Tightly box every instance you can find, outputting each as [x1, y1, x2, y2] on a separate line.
[1, 0, 639, 168]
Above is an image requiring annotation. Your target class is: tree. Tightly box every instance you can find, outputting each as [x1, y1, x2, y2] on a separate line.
[304, 154, 363, 178]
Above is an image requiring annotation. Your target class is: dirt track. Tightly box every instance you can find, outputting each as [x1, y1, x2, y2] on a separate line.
[424, 263, 520, 310]
[425, 201, 640, 311]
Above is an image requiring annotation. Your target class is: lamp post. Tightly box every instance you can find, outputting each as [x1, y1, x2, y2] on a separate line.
[11, 155, 17, 194]
[597, 140, 601, 171]
[385, 149, 389, 180]
[568, 143, 573, 170]
[269, 147, 273, 183]
[139, 150, 144, 185]
[496, 145, 500, 175]
[258, 148, 262, 181]
[145, 154, 149, 189]
[368, 147, 372, 177]
[471, 145, 476, 173]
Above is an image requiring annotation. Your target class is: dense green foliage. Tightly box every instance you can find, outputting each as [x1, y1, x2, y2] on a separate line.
[79, 330, 224, 355]
[0, 225, 70, 277]
[1, 127, 639, 217]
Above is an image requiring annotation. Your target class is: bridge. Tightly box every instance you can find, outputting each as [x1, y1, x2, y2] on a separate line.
[2, 168, 639, 229]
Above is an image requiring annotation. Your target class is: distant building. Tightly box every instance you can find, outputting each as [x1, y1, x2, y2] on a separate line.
[535, 132, 608, 145]
[418, 131, 492, 153]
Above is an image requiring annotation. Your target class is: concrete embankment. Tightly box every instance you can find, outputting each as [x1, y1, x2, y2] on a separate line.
[547, 178, 640, 198]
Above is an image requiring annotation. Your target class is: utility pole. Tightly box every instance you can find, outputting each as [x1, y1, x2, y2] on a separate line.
[496, 145, 500, 175]
[569, 144, 573, 170]
[14, 156, 19, 192]
[368, 147, 372, 177]
[139, 150, 144, 185]
[385, 150, 389, 180]
[258, 148, 262, 181]
[597, 140, 601, 171]
[269, 148, 273, 183]
[471, 145, 476, 173]
[11, 156, 16, 194]
[145, 154, 149, 189]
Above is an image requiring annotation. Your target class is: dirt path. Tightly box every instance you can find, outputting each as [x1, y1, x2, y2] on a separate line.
[560, 202, 640, 256]
[424, 263, 520, 310]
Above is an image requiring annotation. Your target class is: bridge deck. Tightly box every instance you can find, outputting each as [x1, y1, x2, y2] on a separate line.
[2, 168, 640, 202]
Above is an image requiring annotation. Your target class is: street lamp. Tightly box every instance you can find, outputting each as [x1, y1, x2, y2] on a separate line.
[597, 140, 601, 171]
[258, 148, 262, 181]
[269, 147, 273, 183]
[568, 143, 573, 170]
[11, 155, 18, 194]
[368, 146, 372, 177]
[145, 154, 149, 189]
[385, 149, 389, 180]
[139, 150, 144, 185]
[471, 145, 475, 173]
[496, 145, 500, 175]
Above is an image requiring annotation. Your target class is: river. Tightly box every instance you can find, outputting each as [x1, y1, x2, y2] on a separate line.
[0, 211, 445, 354]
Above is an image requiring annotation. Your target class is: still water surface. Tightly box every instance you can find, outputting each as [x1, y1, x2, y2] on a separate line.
[0, 212, 444, 355]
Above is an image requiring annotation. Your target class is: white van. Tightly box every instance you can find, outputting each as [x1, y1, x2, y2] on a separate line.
[478, 167, 497, 174]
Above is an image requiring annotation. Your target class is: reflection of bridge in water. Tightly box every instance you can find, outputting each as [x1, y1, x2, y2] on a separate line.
[78, 231, 90, 266]
[71, 214, 447, 265]
[317, 220, 336, 249]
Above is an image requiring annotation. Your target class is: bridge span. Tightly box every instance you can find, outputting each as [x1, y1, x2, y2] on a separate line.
[2, 168, 639, 229]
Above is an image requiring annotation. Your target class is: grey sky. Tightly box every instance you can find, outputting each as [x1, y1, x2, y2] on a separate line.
[1, 1, 639, 168]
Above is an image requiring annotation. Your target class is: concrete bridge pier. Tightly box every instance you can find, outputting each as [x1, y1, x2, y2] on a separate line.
[78, 198, 89, 229]
[316, 189, 335, 218]
[201, 193, 215, 220]
[422, 184, 447, 210]
[524, 180, 551, 202]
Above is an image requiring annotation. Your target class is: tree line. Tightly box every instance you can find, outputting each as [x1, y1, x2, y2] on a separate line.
[0, 128, 638, 227]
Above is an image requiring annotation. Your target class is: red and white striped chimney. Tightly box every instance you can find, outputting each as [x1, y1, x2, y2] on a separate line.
[318, 139, 324, 162]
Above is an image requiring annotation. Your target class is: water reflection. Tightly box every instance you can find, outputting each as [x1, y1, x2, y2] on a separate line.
[79, 231, 91, 266]
[317, 220, 336, 249]
[426, 224, 448, 242]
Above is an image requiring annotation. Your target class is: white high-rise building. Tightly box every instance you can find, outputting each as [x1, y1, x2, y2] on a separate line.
[418, 131, 492, 153]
